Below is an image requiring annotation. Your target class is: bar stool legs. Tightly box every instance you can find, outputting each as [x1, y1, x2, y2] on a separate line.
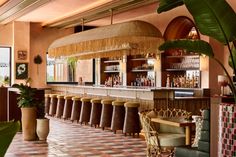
[70, 96, 81, 123]
[100, 99, 113, 130]
[123, 102, 140, 137]
[62, 96, 73, 120]
[49, 94, 58, 116]
[111, 101, 125, 134]
[44, 94, 50, 116]
[79, 97, 92, 125]
[90, 98, 102, 128]
[55, 95, 65, 118]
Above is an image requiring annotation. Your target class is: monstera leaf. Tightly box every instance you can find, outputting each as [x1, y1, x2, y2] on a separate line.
[0, 121, 20, 156]
[157, 0, 183, 13]
[159, 39, 214, 58]
[229, 46, 236, 71]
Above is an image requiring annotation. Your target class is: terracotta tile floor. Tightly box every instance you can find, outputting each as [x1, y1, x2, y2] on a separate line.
[5, 117, 147, 157]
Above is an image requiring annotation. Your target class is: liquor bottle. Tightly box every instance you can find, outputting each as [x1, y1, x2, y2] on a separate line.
[166, 74, 170, 87]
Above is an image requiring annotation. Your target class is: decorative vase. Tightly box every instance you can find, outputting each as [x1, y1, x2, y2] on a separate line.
[36, 118, 50, 141]
[21, 107, 37, 141]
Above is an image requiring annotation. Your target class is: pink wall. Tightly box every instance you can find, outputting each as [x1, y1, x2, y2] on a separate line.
[29, 23, 74, 87]
[13, 22, 30, 85]
[0, 23, 13, 46]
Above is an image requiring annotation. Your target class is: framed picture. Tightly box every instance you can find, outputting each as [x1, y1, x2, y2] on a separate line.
[17, 51, 27, 60]
[16, 63, 28, 79]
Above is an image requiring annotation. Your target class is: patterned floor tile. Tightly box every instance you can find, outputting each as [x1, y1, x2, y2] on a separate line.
[6, 117, 147, 157]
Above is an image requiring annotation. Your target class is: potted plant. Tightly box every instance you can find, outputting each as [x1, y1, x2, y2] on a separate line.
[12, 78, 37, 141]
[156, 0, 236, 155]
[36, 102, 50, 141]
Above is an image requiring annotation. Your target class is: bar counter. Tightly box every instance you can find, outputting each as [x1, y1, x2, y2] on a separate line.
[48, 84, 210, 114]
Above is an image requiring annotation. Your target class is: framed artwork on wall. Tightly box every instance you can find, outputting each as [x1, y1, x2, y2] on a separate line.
[16, 63, 28, 79]
[17, 51, 27, 60]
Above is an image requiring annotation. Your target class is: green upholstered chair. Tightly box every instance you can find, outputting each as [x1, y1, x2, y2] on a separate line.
[0, 121, 20, 156]
[139, 110, 186, 157]
[174, 109, 210, 157]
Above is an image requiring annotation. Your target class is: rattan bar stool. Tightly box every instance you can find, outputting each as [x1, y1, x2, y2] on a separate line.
[44, 94, 50, 116]
[62, 95, 73, 120]
[70, 96, 82, 123]
[111, 100, 126, 134]
[123, 102, 140, 137]
[100, 99, 114, 130]
[79, 97, 92, 125]
[89, 98, 102, 128]
[48, 94, 58, 116]
[55, 95, 65, 118]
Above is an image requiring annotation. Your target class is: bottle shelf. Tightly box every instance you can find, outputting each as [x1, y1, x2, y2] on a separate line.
[103, 60, 121, 63]
[131, 69, 154, 72]
[166, 68, 199, 71]
[131, 58, 155, 61]
[104, 70, 120, 73]
[166, 55, 199, 59]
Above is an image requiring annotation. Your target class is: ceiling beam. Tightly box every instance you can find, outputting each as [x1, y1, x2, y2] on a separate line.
[0, 0, 51, 25]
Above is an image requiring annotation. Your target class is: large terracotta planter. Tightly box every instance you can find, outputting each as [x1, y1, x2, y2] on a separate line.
[21, 107, 37, 141]
[36, 118, 50, 141]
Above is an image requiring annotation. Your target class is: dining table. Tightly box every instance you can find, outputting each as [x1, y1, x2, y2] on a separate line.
[151, 117, 195, 145]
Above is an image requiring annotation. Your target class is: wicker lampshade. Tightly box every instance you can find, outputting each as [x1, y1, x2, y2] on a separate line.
[48, 20, 164, 59]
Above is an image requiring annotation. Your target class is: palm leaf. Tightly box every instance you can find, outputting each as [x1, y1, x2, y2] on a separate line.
[0, 121, 20, 156]
[229, 46, 236, 70]
[183, 0, 236, 44]
[159, 39, 214, 58]
[157, 0, 184, 13]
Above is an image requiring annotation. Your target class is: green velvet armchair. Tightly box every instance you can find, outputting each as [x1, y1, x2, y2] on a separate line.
[0, 121, 20, 156]
[174, 109, 210, 157]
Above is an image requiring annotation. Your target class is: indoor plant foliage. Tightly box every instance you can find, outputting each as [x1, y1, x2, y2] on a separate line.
[34, 54, 43, 74]
[157, 0, 236, 101]
[67, 57, 77, 82]
[12, 78, 38, 141]
[0, 121, 20, 156]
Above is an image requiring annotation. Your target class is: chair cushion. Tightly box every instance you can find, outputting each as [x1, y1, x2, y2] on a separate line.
[192, 117, 203, 147]
[198, 141, 210, 153]
[202, 120, 210, 131]
[159, 124, 185, 134]
[175, 146, 209, 157]
[200, 130, 210, 142]
[149, 133, 185, 147]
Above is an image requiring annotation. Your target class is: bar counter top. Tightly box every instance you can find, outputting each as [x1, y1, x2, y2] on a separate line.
[48, 84, 205, 92]
[48, 84, 209, 100]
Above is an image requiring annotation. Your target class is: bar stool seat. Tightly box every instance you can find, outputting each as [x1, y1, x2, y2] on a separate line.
[123, 102, 141, 137]
[62, 95, 73, 120]
[49, 94, 58, 116]
[55, 95, 65, 118]
[100, 99, 114, 130]
[111, 100, 126, 134]
[79, 97, 92, 125]
[70, 96, 82, 122]
[44, 94, 50, 116]
[89, 98, 102, 127]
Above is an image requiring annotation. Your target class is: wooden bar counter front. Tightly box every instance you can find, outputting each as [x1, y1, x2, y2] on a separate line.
[49, 85, 210, 115]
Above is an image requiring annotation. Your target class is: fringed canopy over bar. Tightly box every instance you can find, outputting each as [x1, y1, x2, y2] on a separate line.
[48, 20, 163, 59]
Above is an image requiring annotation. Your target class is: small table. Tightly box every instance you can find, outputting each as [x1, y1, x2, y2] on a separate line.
[151, 117, 195, 145]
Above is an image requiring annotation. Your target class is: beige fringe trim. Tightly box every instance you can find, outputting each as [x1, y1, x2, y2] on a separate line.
[48, 36, 164, 59]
